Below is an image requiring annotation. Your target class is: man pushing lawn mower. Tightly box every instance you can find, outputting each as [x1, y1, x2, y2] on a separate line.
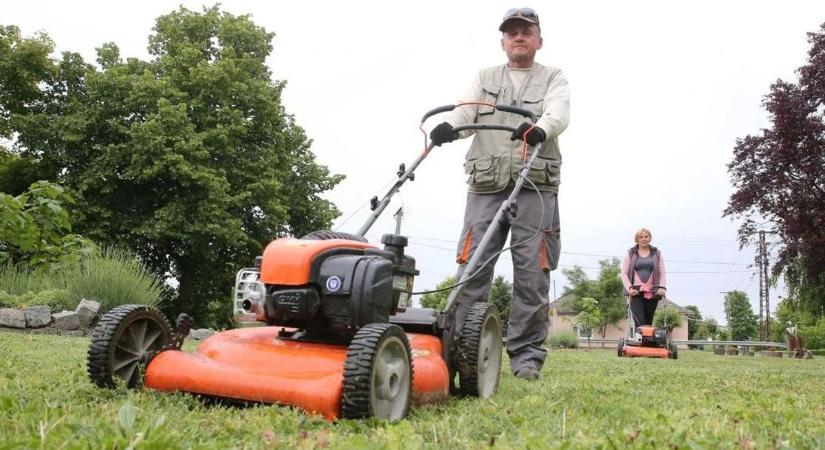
[85, 6, 566, 421]
[429, 7, 570, 381]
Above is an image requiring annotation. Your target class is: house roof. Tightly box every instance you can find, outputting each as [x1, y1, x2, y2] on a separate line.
[549, 293, 693, 316]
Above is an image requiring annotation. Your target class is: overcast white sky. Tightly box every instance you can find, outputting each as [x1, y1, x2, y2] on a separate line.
[5, 1, 825, 325]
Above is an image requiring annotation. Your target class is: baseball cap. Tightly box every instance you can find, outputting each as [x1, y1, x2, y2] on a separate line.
[499, 8, 540, 31]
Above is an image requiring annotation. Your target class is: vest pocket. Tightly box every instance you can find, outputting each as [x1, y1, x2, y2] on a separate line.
[464, 156, 498, 188]
[522, 86, 545, 117]
[479, 85, 501, 116]
[526, 157, 561, 188]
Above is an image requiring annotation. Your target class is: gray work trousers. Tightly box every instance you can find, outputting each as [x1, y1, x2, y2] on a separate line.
[453, 186, 560, 373]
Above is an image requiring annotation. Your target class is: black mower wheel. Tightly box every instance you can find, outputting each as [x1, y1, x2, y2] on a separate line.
[669, 342, 678, 360]
[302, 230, 368, 242]
[457, 302, 502, 398]
[87, 304, 173, 389]
[617, 338, 625, 357]
[341, 323, 412, 420]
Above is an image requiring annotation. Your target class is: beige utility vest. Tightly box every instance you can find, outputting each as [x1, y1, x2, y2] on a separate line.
[464, 63, 562, 194]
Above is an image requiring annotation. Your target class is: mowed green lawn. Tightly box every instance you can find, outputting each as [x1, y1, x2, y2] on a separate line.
[1, 332, 824, 449]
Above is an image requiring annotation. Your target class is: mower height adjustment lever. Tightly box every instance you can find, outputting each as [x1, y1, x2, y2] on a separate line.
[398, 163, 413, 181]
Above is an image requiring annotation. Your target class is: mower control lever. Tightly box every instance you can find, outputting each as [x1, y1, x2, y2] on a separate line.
[420, 104, 537, 123]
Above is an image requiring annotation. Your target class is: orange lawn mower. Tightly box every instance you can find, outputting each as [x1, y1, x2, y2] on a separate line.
[616, 286, 678, 359]
[86, 104, 545, 420]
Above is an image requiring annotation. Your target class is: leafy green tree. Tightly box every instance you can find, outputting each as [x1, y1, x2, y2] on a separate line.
[488, 275, 512, 333]
[684, 305, 702, 339]
[562, 258, 625, 337]
[653, 307, 683, 331]
[724, 290, 758, 340]
[1, 7, 344, 325]
[575, 297, 603, 348]
[770, 297, 817, 341]
[419, 276, 456, 310]
[0, 25, 55, 139]
[0, 181, 95, 268]
[419, 275, 512, 332]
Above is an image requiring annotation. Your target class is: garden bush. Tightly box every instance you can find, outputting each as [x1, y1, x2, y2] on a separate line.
[547, 330, 579, 348]
[13, 289, 75, 311]
[60, 247, 166, 313]
[0, 263, 52, 296]
[800, 318, 825, 350]
[0, 248, 165, 314]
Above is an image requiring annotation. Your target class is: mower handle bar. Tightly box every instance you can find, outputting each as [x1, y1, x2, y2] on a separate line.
[355, 113, 535, 237]
[420, 104, 537, 124]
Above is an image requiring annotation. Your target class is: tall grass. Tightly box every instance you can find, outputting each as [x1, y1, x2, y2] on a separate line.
[0, 248, 165, 312]
[61, 247, 166, 312]
[0, 263, 53, 295]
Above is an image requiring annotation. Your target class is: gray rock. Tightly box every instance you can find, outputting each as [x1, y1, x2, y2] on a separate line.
[189, 328, 215, 340]
[52, 311, 80, 330]
[0, 308, 26, 329]
[75, 299, 101, 327]
[25, 306, 52, 328]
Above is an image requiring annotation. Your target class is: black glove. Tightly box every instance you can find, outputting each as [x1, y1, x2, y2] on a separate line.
[430, 122, 458, 147]
[510, 122, 546, 146]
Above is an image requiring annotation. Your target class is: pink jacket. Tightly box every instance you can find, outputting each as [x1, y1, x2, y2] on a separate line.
[621, 245, 667, 298]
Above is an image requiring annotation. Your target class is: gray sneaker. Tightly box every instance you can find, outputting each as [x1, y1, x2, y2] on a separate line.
[514, 366, 540, 381]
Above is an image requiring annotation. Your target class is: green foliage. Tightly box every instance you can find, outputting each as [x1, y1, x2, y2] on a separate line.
[1, 7, 344, 323]
[0, 25, 55, 138]
[547, 330, 579, 348]
[419, 275, 512, 334]
[562, 258, 625, 337]
[6, 333, 825, 448]
[800, 318, 825, 350]
[575, 297, 603, 347]
[1, 289, 75, 311]
[419, 275, 455, 310]
[0, 181, 97, 269]
[685, 305, 702, 338]
[0, 248, 164, 314]
[0, 148, 51, 196]
[60, 247, 166, 312]
[0, 290, 13, 306]
[488, 275, 512, 334]
[653, 306, 684, 330]
[724, 290, 758, 340]
[0, 262, 51, 295]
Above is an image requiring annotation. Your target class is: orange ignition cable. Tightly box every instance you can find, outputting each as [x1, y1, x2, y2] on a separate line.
[521, 124, 539, 161]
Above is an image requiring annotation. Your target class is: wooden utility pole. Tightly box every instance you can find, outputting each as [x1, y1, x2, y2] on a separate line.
[757, 230, 770, 340]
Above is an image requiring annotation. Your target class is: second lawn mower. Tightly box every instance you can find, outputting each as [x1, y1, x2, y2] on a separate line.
[617, 285, 677, 359]
[87, 103, 544, 420]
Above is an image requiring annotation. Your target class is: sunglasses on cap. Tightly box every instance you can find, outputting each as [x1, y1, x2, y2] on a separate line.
[502, 7, 539, 24]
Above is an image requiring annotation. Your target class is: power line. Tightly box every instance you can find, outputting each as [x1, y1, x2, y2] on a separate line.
[407, 236, 750, 266]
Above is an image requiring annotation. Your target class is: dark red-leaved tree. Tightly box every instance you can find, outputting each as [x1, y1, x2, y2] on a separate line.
[724, 23, 825, 316]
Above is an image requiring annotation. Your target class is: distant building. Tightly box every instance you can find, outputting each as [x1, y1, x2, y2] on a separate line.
[548, 293, 691, 348]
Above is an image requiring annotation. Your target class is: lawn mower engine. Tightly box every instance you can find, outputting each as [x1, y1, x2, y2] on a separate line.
[630, 325, 668, 347]
[242, 232, 418, 342]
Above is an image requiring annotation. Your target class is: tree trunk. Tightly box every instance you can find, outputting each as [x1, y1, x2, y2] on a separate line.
[175, 259, 196, 315]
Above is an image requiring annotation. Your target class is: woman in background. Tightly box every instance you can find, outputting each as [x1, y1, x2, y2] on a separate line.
[621, 228, 667, 326]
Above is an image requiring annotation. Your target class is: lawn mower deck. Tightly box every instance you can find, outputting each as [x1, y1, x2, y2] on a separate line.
[144, 326, 449, 420]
